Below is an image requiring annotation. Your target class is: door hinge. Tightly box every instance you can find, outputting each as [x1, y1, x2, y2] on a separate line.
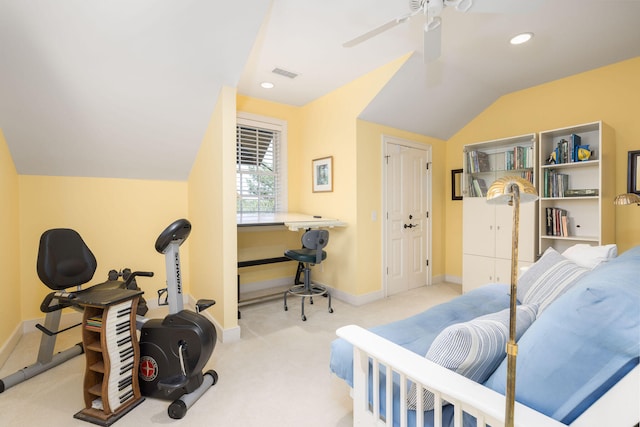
[426, 162, 430, 170]
[426, 259, 429, 267]
[426, 211, 429, 219]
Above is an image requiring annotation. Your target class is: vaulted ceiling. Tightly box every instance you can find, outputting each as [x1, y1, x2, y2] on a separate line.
[2, 0, 639, 180]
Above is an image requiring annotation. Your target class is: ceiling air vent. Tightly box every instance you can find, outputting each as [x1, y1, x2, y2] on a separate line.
[272, 67, 298, 79]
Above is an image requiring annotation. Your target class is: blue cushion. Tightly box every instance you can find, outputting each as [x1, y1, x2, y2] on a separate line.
[408, 304, 537, 411]
[484, 245, 640, 424]
[330, 284, 512, 387]
[517, 247, 589, 313]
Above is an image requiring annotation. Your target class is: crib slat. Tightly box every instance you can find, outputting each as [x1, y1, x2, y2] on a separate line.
[415, 382, 425, 427]
[434, 392, 442, 427]
[398, 371, 407, 427]
[454, 399, 463, 427]
[373, 358, 380, 422]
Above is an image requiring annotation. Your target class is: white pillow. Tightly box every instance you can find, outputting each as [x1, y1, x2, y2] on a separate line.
[407, 304, 537, 411]
[562, 244, 617, 269]
[517, 247, 589, 313]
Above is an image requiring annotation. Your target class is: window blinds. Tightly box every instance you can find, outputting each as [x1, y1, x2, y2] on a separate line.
[236, 124, 281, 214]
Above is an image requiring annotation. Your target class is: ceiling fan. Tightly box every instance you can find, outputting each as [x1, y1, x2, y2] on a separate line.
[343, 0, 538, 62]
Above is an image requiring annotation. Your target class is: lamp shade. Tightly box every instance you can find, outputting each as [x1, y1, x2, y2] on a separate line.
[486, 176, 538, 205]
[614, 192, 640, 205]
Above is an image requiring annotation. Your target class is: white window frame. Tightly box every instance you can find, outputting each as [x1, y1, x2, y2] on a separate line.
[236, 112, 288, 213]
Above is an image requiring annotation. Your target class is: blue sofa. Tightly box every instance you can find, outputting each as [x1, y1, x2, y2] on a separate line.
[330, 245, 640, 426]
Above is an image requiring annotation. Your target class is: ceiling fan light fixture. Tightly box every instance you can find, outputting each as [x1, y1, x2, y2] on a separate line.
[260, 81, 275, 89]
[510, 32, 533, 45]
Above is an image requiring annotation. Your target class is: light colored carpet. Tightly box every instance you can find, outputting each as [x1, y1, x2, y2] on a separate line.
[0, 283, 460, 426]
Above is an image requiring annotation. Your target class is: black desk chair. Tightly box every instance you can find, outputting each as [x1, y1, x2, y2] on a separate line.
[283, 229, 333, 321]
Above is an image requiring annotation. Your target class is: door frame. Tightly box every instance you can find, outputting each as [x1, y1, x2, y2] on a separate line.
[381, 135, 433, 297]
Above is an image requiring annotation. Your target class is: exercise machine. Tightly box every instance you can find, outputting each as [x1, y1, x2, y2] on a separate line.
[1, 219, 218, 421]
[0, 228, 133, 393]
[135, 218, 218, 419]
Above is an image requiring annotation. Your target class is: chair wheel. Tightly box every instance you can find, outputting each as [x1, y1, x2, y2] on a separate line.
[329, 308, 334, 313]
[302, 315, 307, 321]
[284, 306, 288, 311]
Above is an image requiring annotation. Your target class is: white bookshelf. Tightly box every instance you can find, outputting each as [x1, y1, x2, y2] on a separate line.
[537, 121, 615, 253]
[462, 133, 538, 293]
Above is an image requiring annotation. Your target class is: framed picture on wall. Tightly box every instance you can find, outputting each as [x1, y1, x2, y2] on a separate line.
[312, 156, 333, 192]
[628, 150, 640, 195]
[451, 169, 463, 200]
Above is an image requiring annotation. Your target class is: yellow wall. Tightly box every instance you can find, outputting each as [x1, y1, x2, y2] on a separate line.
[235, 96, 305, 286]
[295, 53, 412, 296]
[0, 129, 20, 350]
[3, 55, 639, 345]
[356, 120, 447, 291]
[18, 175, 188, 320]
[188, 86, 238, 332]
[236, 53, 417, 297]
[445, 56, 640, 277]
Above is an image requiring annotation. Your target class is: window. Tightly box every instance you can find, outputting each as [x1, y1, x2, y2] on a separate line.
[236, 113, 287, 214]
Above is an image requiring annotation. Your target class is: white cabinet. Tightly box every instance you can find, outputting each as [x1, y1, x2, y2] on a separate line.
[537, 121, 615, 253]
[462, 134, 538, 293]
[463, 198, 536, 292]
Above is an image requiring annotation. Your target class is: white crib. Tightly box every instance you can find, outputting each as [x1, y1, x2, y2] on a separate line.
[337, 325, 640, 427]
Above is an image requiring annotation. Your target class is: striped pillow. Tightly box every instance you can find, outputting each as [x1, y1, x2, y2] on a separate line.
[518, 247, 589, 313]
[407, 304, 537, 411]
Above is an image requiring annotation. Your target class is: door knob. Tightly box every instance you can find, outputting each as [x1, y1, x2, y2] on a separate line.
[403, 223, 418, 229]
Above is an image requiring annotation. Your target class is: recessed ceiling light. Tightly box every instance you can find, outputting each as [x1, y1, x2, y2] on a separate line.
[510, 32, 533, 45]
[260, 81, 275, 89]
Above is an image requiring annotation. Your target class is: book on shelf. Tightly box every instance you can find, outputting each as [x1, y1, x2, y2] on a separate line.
[551, 133, 593, 164]
[504, 146, 534, 171]
[471, 178, 488, 197]
[564, 188, 599, 197]
[467, 150, 490, 173]
[545, 207, 569, 237]
[542, 169, 569, 197]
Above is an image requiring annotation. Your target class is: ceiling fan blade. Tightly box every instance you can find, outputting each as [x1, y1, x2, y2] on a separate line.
[343, 11, 417, 48]
[462, 0, 543, 14]
[423, 22, 442, 62]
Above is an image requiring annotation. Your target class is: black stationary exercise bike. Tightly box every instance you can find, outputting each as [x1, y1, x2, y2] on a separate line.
[134, 218, 218, 419]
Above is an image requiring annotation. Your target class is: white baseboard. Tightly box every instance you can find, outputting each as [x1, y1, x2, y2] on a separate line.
[444, 274, 462, 285]
[184, 294, 241, 343]
[239, 277, 292, 295]
[0, 322, 23, 369]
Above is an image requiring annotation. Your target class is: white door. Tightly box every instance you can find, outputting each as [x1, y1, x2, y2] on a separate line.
[384, 138, 431, 296]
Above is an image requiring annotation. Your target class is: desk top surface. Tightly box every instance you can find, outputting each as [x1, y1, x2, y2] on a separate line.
[237, 212, 346, 230]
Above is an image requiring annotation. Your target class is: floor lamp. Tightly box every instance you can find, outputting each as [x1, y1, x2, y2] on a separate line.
[614, 192, 640, 206]
[486, 176, 538, 427]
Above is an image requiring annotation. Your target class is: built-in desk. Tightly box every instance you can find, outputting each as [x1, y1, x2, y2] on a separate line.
[236, 213, 345, 313]
[237, 212, 346, 230]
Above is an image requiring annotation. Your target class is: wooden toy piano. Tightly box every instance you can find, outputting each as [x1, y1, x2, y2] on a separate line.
[72, 288, 145, 426]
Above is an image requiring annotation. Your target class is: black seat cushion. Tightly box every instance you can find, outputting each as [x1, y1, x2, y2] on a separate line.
[285, 248, 327, 264]
[37, 228, 97, 290]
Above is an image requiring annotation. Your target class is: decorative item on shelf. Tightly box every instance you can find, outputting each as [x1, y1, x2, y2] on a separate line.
[614, 193, 640, 206]
[486, 176, 538, 427]
[547, 134, 592, 164]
